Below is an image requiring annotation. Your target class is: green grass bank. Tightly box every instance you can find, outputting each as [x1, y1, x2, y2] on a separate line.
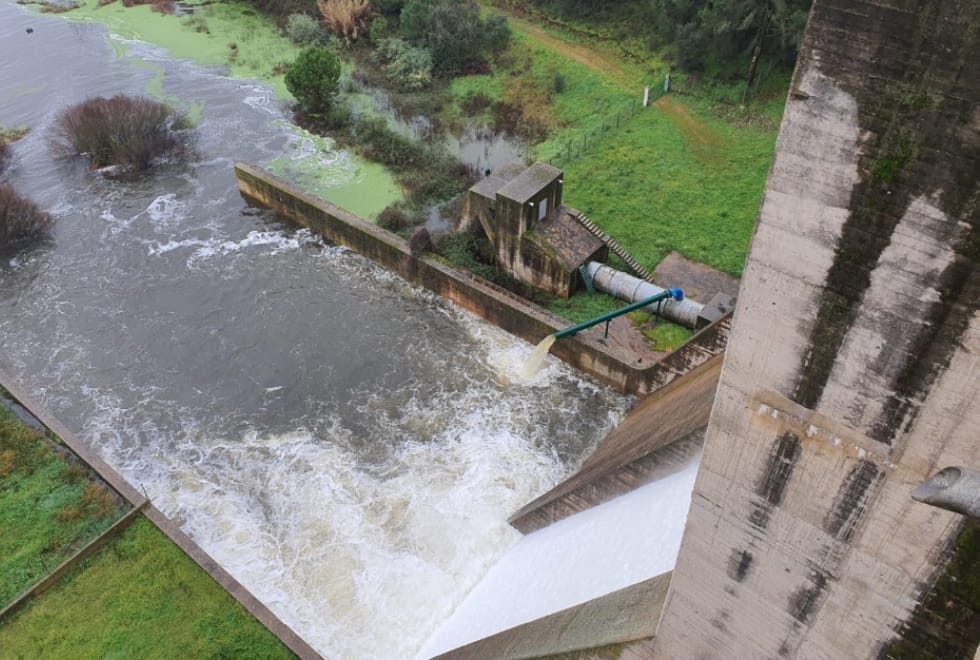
[0, 400, 123, 608]
[0, 516, 294, 658]
[0, 394, 293, 657]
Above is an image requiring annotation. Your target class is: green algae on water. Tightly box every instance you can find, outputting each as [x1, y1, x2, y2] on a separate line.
[65, 0, 301, 99]
[47, 0, 403, 217]
[268, 123, 401, 220]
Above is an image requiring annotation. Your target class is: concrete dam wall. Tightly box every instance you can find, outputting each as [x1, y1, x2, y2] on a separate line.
[652, 1, 980, 658]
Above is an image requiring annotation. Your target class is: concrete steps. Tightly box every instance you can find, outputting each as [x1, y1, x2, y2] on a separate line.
[568, 211, 654, 281]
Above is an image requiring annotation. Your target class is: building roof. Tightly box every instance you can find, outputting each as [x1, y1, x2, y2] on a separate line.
[523, 206, 606, 270]
[468, 162, 532, 203]
[497, 162, 562, 204]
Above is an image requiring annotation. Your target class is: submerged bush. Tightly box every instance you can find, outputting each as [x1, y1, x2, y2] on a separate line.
[376, 202, 414, 232]
[50, 95, 192, 172]
[0, 139, 10, 175]
[97, 0, 175, 12]
[0, 184, 54, 247]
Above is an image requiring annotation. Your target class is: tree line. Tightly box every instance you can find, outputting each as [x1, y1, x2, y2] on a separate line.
[516, 0, 812, 79]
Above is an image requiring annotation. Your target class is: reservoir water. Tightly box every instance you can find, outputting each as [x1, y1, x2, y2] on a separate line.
[0, 4, 628, 657]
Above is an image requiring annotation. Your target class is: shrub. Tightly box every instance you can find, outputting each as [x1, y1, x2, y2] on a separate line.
[376, 203, 413, 231]
[317, 0, 373, 46]
[370, 0, 403, 15]
[553, 73, 566, 94]
[400, 0, 510, 74]
[286, 13, 327, 45]
[50, 95, 191, 172]
[80, 482, 120, 518]
[380, 38, 433, 91]
[0, 184, 54, 247]
[459, 91, 492, 116]
[285, 48, 342, 114]
[323, 103, 354, 130]
[368, 15, 388, 44]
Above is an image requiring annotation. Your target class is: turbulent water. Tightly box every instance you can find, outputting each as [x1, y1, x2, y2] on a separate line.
[0, 5, 628, 657]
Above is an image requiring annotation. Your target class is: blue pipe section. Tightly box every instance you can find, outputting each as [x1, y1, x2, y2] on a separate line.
[554, 288, 684, 340]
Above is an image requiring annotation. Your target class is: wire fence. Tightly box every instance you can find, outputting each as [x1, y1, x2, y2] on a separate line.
[547, 81, 669, 168]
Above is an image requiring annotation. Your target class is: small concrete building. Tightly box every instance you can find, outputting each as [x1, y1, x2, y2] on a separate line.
[464, 162, 607, 298]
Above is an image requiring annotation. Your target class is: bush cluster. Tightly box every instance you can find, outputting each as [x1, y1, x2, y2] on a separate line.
[285, 13, 328, 45]
[351, 117, 475, 205]
[400, 0, 509, 74]
[368, 15, 388, 44]
[378, 38, 433, 91]
[317, 0, 374, 46]
[0, 184, 54, 247]
[50, 95, 192, 172]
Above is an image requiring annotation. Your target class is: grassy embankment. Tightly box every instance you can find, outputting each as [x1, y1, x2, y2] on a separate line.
[0, 518, 294, 658]
[450, 9, 781, 332]
[0, 400, 123, 607]
[0, 396, 292, 657]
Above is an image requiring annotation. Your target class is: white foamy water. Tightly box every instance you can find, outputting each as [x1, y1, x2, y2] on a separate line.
[79, 333, 618, 658]
[145, 228, 321, 266]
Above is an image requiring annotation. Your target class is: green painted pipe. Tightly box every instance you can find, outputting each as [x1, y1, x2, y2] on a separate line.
[554, 288, 684, 340]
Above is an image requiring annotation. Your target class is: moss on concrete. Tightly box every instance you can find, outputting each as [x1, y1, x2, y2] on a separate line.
[879, 521, 980, 660]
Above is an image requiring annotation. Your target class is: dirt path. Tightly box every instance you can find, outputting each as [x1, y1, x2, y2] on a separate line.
[654, 95, 724, 162]
[496, 9, 725, 161]
[499, 12, 640, 92]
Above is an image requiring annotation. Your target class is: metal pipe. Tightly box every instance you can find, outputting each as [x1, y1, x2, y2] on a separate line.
[554, 289, 683, 340]
[586, 262, 704, 329]
[911, 466, 980, 519]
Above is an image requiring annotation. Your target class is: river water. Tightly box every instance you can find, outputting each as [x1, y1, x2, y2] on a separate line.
[0, 4, 628, 657]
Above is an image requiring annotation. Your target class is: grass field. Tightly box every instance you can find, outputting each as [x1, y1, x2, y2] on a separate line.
[0, 402, 124, 608]
[560, 95, 778, 278]
[452, 8, 781, 324]
[0, 517, 294, 658]
[0, 396, 292, 657]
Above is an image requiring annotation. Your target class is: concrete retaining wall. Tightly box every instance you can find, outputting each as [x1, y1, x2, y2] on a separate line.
[234, 163, 730, 395]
